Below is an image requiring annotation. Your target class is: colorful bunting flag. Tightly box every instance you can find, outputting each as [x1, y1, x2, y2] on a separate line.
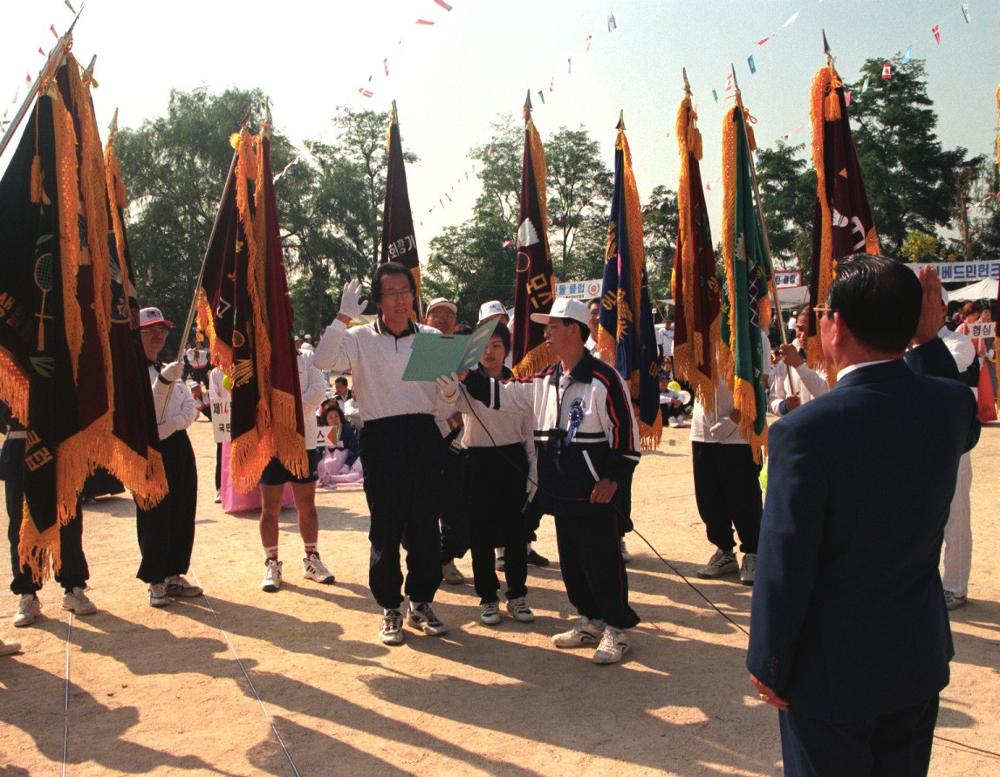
[568, 57, 572, 74]
[380, 103, 422, 317]
[511, 98, 555, 376]
[806, 62, 879, 368]
[747, 55, 757, 74]
[586, 34, 593, 50]
[416, 18, 435, 25]
[608, 13, 616, 31]
[932, 24, 941, 44]
[720, 99, 771, 461]
[782, 11, 799, 27]
[433, 0, 453, 10]
[881, 61, 892, 80]
[358, 87, 374, 98]
[597, 119, 662, 449]
[901, 44, 912, 65]
[672, 90, 720, 408]
[961, 2, 971, 23]
[756, 35, 772, 46]
[712, 89, 719, 103]
[384, 58, 389, 76]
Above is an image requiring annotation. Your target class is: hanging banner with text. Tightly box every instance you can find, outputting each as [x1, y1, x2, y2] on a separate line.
[908, 261, 1000, 282]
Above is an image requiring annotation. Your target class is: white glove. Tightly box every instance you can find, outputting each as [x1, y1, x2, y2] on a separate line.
[159, 361, 183, 383]
[338, 278, 365, 320]
[436, 372, 461, 402]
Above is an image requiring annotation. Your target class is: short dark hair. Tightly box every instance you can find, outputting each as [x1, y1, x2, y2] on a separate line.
[371, 262, 416, 304]
[827, 254, 920, 353]
[334, 376, 348, 387]
[557, 317, 590, 344]
[490, 322, 511, 354]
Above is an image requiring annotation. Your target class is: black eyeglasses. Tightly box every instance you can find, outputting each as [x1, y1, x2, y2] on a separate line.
[812, 306, 836, 321]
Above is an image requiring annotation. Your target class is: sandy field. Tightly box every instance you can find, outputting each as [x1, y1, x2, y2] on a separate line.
[1, 415, 998, 776]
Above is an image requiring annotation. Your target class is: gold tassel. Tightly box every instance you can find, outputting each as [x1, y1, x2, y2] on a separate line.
[30, 155, 43, 203]
[17, 506, 60, 584]
[0, 347, 30, 427]
[512, 340, 554, 378]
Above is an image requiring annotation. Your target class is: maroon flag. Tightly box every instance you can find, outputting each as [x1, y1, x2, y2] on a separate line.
[512, 92, 555, 376]
[807, 63, 880, 366]
[672, 89, 720, 406]
[379, 101, 421, 318]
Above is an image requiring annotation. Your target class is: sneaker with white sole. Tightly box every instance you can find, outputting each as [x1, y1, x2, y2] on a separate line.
[506, 596, 535, 623]
[480, 601, 502, 625]
[442, 560, 464, 585]
[407, 602, 448, 636]
[165, 575, 202, 598]
[552, 616, 605, 648]
[696, 548, 738, 579]
[261, 559, 283, 592]
[0, 639, 21, 656]
[620, 539, 632, 564]
[303, 553, 335, 584]
[148, 583, 172, 608]
[739, 553, 756, 586]
[668, 415, 681, 428]
[13, 594, 41, 627]
[593, 626, 630, 665]
[61, 587, 97, 615]
[380, 608, 404, 645]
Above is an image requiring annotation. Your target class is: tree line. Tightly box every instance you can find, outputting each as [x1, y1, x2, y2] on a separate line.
[117, 54, 999, 339]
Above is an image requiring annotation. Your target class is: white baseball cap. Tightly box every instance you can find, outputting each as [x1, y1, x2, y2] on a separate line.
[425, 297, 458, 315]
[529, 297, 590, 328]
[138, 307, 174, 328]
[478, 300, 508, 323]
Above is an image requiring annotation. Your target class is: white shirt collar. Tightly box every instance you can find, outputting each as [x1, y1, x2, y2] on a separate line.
[836, 358, 894, 382]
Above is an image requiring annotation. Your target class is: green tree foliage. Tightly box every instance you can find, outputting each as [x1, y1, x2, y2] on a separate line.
[899, 229, 941, 262]
[642, 185, 678, 302]
[754, 141, 815, 275]
[846, 57, 971, 254]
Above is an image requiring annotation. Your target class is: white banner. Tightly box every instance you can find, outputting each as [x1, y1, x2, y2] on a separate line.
[317, 426, 336, 448]
[773, 270, 801, 289]
[966, 321, 995, 338]
[908, 261, 1000, 282]
[208, 373, 231, 443]
[555, 278, 602, 300]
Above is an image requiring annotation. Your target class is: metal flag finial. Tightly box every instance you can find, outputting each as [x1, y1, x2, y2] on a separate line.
[682, 67, 691, 94]
[616, 110, 625, 131]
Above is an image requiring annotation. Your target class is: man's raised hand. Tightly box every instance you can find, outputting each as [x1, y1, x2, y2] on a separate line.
[338, 278, 365, 321]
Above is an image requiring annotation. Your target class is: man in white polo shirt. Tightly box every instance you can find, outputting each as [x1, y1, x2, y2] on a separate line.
[314, 263, 451, 645]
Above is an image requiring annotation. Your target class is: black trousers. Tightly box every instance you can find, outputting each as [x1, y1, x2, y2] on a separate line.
[467, 445, 529, 604]
[361, 414, 444, 609]
[779, 694, 939, 777]
[3, 437, 88, 594]
[135, 430, 197, 584]
[439, 446, 469, 563]
[554, 507, 639, 630]
[691, 441, 762, 554]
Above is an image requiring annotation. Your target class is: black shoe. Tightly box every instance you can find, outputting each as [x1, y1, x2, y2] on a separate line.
[526, 549, 549, 567]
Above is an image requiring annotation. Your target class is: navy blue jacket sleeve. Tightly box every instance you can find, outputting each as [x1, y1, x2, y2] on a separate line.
[905, 338, 959, 381]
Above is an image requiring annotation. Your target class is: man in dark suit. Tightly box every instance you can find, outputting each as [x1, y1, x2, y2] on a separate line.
[747, 256, 980, 776]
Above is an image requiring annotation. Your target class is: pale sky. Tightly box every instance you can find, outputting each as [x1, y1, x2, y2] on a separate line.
[1, 0, 997, 269]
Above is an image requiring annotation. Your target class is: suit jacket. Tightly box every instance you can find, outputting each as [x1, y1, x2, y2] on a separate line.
[747, 355, 979, 721]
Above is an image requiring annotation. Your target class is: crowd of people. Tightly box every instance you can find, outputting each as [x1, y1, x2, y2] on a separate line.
[0, 255, 991, 775]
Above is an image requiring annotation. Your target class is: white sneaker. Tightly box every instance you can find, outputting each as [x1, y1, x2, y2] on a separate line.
[620, 539, 632, 563]
[668, 415, 680, 428]
[407, 602, 448, 636]
[13, 594, 41, 627]
[593, 626, 630, 665]
[0, 639, 20, 656]
[213, 491, 222, 504]
[552, 616, 605, 648]
[148, 583, 172, 608]
[442, 560, 464, 585]
[303, 553, 335, 584]
[480, 601, 502, 625]
[380, 608, 404, 645]
[165, 575, 202, 598]
[739, 553, 757, 586]
[506, 596, 535, 623]
[61, 587, 97, 615]
[696, 548, 738, 578]
[261, 559, 282, 592]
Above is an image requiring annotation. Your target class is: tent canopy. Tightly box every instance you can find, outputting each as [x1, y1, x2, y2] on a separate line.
[945, 278, 997, 303]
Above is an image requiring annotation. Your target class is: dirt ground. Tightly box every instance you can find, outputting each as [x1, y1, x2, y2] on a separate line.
[1, 414, 998, 776]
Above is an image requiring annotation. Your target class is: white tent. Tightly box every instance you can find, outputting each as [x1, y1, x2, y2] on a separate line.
[946, 277, 997, 302]
[777, 285, 810, 308]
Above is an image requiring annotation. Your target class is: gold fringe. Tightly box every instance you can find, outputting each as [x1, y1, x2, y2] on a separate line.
[229, 428, 270, 494]
[512, 340, 553, 378]
[526, 117, 552, 263]
[638, 400, 662, 451]
[733, 377, 768, 464]
[196, 289, 234, 371]
[17, 505, 60, 584]
[807, 66, 836, 369]
[108, 440, 168, 511]
[30, 155, 43, 204]
[720, 106, 739, 392]
[271, 388, 308, 478]
[595, 325, 616, 366]
[104, 136, 135, 305]
[0, 347, 30, 426]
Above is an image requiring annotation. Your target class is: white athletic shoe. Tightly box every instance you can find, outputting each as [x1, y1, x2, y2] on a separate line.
[61, 587, 97, 615]
[593, 626, 630, 665]
[407, 602, 448, 636]
[13, 594, 41, 627]
[380, 608, 404, 645]
[165, 575, 202, 598]
[480, 601, 502, 625]
[148, 583, 172, 608]
[0, 639, 21, 656]
[261, 558, 283, 593]
[506, 596, 535, 623]
[303, 553, 335, 584]
[552, 616, 605, 648]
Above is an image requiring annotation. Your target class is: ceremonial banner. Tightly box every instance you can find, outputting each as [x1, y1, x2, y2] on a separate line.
[380, 102, 421, 318]
[807, 63, 879, 366]
[0, 55, 125, 578]
[512, 96, 555, 376]
[720, 103, 771, 462]
[597, 120, 662, 449]
[197, 127, 307, 491]
[671, 90, 721, 406]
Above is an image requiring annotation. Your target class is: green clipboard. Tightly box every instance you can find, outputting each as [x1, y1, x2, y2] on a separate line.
[401, 318, 499, 382]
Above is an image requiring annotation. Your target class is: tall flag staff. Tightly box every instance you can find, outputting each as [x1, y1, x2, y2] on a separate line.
[380, 100, 422, 319]
[512, 89, 555, 376]
[806, 31, 879, 366]
[719, 64, 774, 462]
[597, 111, 662, 449]
[671, 68, 721, 407]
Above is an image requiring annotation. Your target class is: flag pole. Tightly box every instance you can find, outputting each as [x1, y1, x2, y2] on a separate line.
[0, 7, 84, 162]
[730, 63, 788, 347]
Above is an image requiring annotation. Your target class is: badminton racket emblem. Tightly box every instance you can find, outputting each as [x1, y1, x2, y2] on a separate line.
[34, 252, 54, 351]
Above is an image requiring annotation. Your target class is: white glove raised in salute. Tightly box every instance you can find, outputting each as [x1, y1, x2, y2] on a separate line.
[436, 372, 461, 403]
[338, 278, 365, 321]
[159, 361, 183, 383]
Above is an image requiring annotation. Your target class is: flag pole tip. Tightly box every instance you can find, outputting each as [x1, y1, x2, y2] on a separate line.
[682, 67, 691, 93]
[616, 110, 625, 130]
[524, 89, 532, 110]
[108, 107, 118, 134]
